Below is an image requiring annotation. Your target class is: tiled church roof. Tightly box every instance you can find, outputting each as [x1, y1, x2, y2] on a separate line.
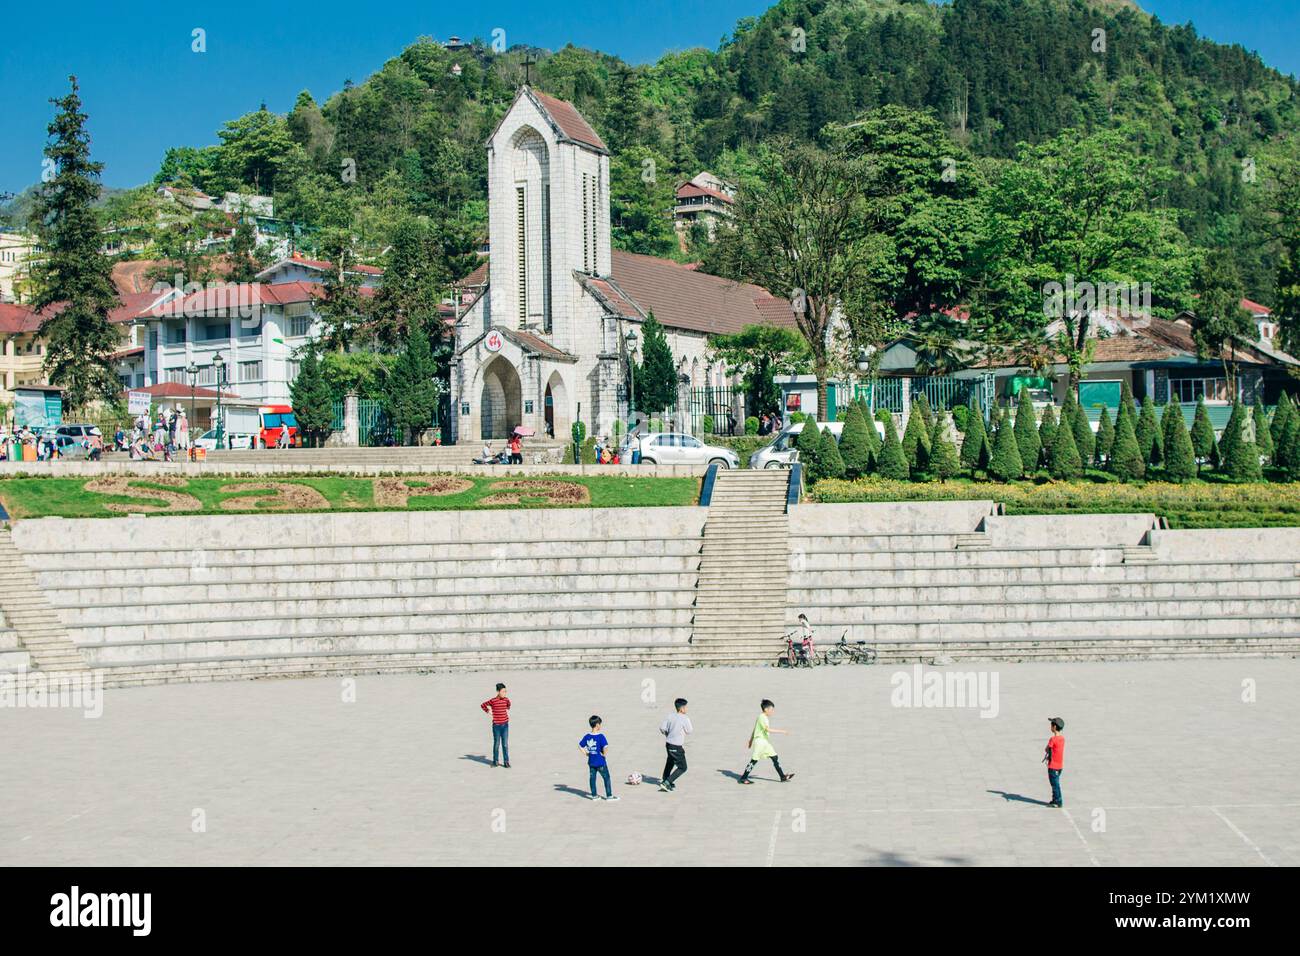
[528, 88, 608, 153]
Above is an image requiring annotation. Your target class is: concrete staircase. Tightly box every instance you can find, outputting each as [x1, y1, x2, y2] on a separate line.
[15, 514, 704, 687]
[690, 469, 791, 661]
[0, 530, 87, 673]
[787, 517, 1300, 662]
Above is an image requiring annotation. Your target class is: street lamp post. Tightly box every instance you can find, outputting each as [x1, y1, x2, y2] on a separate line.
[856, 348, 873, 413]
[185, 362, 199, 460]
[624, 328, 638, 420]
[212, 351, 227, 451]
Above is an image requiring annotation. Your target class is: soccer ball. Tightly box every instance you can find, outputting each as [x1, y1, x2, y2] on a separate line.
[626, 772, 643, 785]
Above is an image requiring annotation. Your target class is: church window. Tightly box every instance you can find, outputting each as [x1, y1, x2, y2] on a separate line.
[582, 174, 590, 274]
[516, 185, 528, 328]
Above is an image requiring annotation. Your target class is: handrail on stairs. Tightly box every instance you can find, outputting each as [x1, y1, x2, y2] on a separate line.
[698, 462, 721, 506]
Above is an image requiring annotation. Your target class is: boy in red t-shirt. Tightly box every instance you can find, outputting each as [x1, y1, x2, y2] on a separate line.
[1043, 717, 1065, 808]
[481, 683, 512, 767]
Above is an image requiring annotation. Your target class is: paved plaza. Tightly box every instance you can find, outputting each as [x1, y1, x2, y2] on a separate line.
[2, 659, 1297, 866]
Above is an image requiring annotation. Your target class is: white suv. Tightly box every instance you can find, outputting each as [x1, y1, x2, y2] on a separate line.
[626, 432, 740, 468]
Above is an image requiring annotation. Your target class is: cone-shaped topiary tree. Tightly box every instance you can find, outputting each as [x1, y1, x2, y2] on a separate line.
[1013, 388, 1042, 472]
[988, 412, 1025, 481]
[1190, 398, 1217, 473]
[1218, 402, 1247, 470]
[1270, 395, 1294, 452]
[876, 412, 910, 480]
[819, 425, 846, 480]
[1136, 395, 1162, 467]
[1049, 417, 1083, 480]
[1119, 379, 1137, 424]
[795, 419, 823, 481]
[1070, 398, 1095, 465]
[929, 415, 960, 481]
[1162, 399, 1197, 482]
[901, 407, 931, 473]
[1252, 401, 1274, 464]
[1281, 417, 1300, 480]
[1038, 404, 1059, 470]
[912, 392, 935, 435]
[1109, 406, 1146, 481]
[1094, 406, 1115, 466]
[1222, 404, 1262, 482]
[961, 399, 988, 474]
[838, 403, 873, 479]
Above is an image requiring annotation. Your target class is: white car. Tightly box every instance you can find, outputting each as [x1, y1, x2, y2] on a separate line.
[749, 419, 885, 469]
[626, 432, 740, 468]
[193, 429, 255, 451]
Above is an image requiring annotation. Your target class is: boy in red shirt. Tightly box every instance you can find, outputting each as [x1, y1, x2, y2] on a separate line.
[1043, 717, 1065, 807]
[481, 683, 511, 767]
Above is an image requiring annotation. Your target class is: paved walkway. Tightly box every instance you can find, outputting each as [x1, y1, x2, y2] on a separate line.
[2, 660, 1296, 865]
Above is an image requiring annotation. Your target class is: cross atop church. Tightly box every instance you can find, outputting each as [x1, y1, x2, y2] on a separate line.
[523, 54, 537, 86]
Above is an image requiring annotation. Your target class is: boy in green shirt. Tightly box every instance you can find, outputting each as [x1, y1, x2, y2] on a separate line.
[738, 699, 795, 784]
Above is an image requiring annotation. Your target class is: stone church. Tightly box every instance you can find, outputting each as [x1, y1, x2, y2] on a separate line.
[450, 86, 794, 444]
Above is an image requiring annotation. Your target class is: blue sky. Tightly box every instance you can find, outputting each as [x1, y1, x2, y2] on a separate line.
[1, 0, 1297, 195]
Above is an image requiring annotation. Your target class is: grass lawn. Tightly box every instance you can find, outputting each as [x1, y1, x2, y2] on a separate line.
[810, 472, 1300, 529]
[0, 474, 702, 520]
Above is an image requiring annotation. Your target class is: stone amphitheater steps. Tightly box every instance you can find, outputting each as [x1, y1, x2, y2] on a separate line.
[0, 531, 87, 673]
[690, 469, 790, 653]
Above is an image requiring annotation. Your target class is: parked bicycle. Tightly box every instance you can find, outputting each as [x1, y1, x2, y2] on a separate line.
[824, 630, 878, 666]
[776, 630, 819, 668]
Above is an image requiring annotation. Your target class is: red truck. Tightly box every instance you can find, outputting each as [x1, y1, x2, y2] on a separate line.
[257, 404, 301, 449]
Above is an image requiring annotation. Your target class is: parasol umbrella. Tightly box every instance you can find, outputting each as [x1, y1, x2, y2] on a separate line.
[512, 425, 536, 437]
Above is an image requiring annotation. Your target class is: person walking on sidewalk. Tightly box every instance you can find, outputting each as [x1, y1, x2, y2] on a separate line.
[1044, 717, 1065, 807]
[738, 699, 795, 784]
[658, 698, 693, 792]
[481, 683, 512, 767]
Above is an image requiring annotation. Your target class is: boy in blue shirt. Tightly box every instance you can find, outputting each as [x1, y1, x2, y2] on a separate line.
[579, 716, 619, 801]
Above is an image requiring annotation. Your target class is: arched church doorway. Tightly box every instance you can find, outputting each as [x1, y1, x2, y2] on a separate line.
[480, 356, 522, 440]
[543, 371, 568, 441]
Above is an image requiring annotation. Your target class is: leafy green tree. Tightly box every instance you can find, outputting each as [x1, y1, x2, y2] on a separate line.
[215, 107, 297, 193]
[1049, 420, 1083, 480]
[707, 140, 872, 418]
[635, 313, 678, 415]
[1279, 413, 1300, 479]
[1109, 408, 1146, 481]
[988, 412, 1024, 481]
[876, 413, 909, 480]
[383, 325, 442, 445]
[29, 76, 122, 412]
[1189, 256, 1255, 401]
[1038, 404, 1058, 469]
[707, 324, 809, 420]
[1190, 398, 1217, 471]
[837, 403, 873, 479]
[1252, 401, 1274, 464]
[1095, 406, 1115, 465]
[819, 426, 845, 480]
[289, 349, 334, 447]
[960, 399, 988, 474]
[609, 147, 678, 257]
[1013, 388, 1041, 471]
[1162, 400, 1197, 482]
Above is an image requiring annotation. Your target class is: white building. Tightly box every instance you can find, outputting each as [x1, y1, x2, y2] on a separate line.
[128, 255, 380, 407]
[451, 86, 793, 443]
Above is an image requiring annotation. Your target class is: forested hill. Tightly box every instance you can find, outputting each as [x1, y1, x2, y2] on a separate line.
[19, 0, 1297, 300]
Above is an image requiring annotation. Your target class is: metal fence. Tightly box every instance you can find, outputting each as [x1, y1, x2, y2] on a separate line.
[689, 386, 736, 434]
[330, 397, 405, 446]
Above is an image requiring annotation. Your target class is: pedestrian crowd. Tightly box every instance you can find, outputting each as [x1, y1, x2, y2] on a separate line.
[119, 409, 190, 461]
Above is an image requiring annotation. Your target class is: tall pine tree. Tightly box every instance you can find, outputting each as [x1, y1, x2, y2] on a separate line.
[30, 76, 122, 412]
